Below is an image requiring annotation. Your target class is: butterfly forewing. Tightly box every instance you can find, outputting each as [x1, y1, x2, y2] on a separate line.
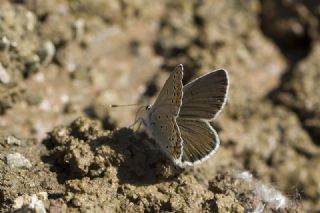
[149, 65, 184, 163]
[179, 69, 229, 120]
[152, 65, 183, 115]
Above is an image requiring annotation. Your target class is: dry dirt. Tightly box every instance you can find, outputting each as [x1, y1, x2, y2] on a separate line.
[0, 0, 319, 212]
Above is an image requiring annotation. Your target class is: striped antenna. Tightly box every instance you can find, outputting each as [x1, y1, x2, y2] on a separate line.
[109, 104, 143, 108]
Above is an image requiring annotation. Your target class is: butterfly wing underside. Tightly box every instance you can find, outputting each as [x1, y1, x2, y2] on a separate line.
[149, 65, 184, 163]
[177, 69, 229, 166]
[176, 119, 219, 165]
[179, 69, 229, 120]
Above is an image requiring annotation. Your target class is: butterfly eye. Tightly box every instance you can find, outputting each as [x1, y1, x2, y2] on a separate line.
[145, 105, 151, 110]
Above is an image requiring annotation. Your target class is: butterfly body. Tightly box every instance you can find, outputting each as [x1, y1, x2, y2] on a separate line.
[141, 64, 229, 167]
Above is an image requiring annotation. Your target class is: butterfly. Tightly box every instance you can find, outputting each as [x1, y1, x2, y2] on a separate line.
[140, 64, 229, 167]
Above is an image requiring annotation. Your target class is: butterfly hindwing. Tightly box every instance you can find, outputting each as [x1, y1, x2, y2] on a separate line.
[176, 118, 219, 165]
[150, 109, 183, 162]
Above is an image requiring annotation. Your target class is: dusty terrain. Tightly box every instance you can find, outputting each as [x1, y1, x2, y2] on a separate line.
[0, 0, 319, 212]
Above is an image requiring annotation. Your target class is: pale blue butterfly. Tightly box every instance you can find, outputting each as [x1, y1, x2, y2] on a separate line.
[140, 64, 229, 167]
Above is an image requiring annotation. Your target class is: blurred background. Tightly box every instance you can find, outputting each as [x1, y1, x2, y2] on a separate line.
[0, 0, 319, 212]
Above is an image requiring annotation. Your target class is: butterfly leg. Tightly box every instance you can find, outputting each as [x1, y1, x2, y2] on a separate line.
[128, 118, 140, 129]
[135, 120, 142, 133]
[125, 119, 143, 138]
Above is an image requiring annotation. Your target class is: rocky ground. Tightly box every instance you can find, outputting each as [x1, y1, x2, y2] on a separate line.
[0, 0, 319, 212]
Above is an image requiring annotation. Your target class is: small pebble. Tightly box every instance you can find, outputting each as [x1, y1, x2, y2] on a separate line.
[0, 36, 10, 50]
[26, 11, 36, 31]
[5, 135, 22, 146]
[38, 40, 55, 66]
[73, 19, 85, 40]
[0, 62, 10, 84]
[13, 192, 47, 213]
[6, 152, 32, 169]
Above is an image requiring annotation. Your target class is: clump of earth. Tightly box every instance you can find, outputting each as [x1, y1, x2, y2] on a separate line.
[1, 0, 319, 212]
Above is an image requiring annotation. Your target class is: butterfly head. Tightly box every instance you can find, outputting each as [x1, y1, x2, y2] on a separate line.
[140, 104, 152, 123]
[133, 104, 152, 126]
[137, 104, 154, 137]
[145, 104, 151, 111]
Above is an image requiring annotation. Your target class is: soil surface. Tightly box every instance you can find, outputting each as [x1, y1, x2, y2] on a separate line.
[1, 0, 319, 212]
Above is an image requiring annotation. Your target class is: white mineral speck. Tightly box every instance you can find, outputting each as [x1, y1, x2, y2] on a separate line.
[60, 94, 69, 103]
[26, 11, 36, 31]
[13, 192, 48, 213]
[6, 153, 32, 169]
[0, 62, 10, 84]
[42, 40, 55, 66]
[39, 99, 51, 111]
[5, 135, 22, 146]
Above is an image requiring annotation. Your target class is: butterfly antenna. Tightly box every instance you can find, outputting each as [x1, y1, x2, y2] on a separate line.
[109, 104, 142, 108]
[108, 103, 148, 137]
